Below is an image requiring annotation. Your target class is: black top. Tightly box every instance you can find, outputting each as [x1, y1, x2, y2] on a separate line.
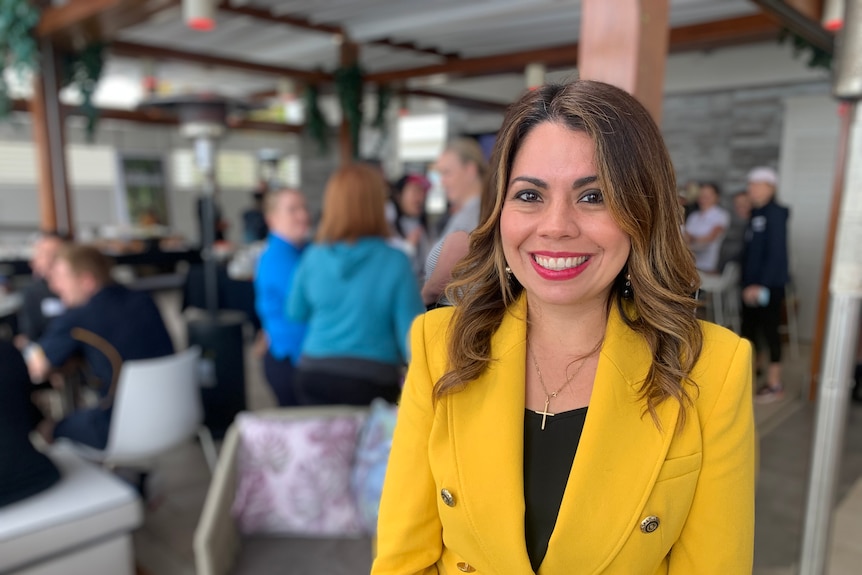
[524, 406, 588, 572]
[0, 341, 61, 508]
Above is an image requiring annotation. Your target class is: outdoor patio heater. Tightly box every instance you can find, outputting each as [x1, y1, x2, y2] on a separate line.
[138, 94, 252, 437]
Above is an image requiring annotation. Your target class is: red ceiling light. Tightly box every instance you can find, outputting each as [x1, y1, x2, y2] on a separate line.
[184, 0, 216, 31]
[823, 0, 845, 31]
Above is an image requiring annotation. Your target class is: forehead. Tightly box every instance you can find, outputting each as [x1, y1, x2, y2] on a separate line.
[436, 150, 462, 169]
[276, 190, 304, 206]
[510, 123, 596, 177]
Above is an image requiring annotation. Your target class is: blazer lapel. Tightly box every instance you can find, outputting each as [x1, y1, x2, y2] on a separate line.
[540, 304, 681, 574]
[448, 297, 535, 573]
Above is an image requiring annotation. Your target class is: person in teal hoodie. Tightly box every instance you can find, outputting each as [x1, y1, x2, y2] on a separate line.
[288, 164, 425, 405]
[254, 188, 310, 406]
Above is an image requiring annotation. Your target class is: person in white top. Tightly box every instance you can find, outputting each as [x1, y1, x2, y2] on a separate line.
[684, 182, 730, 273]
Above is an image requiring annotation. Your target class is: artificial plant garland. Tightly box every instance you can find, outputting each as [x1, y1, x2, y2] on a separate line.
[0, 0, 41, 118]
[779, 28, 832, 71]
[372, 83, 391, 132]
[61, 42, 106, 141]
[334, 63, 364, 159]
[304, 84, 329, 153]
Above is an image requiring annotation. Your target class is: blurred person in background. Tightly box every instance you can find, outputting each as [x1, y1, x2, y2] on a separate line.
[15, 232, 67, 348]
[717, 191, 752, 273]
[23, 244, 174, 448]
[421, 138, 487, 308]
[288, 164, 424, 405]
[242, 182, 269, 244]
[684, 182, 730, 273]
[254, 188, 310, 406]
[387, 173, 432, 282]
[741, 167, 790, 404]
[0, 341, 60, 508]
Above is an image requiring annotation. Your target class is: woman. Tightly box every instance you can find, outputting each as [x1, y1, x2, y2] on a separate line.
[741, 166, 790, 404]
[387, 173, 432, 282]
[288, 164, 425, 405]
[684, 182, 730, 273]
[373, 81, 755, 574]
[421, 138, 487, 307]
[254, 187, 309, 406]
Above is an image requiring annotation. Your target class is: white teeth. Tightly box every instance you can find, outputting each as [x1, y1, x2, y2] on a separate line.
[533, 255, 588, 271]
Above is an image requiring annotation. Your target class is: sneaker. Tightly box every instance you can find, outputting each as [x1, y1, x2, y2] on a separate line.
[755, 384, 785, 404]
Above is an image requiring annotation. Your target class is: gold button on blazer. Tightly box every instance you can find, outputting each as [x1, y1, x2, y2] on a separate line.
[372, 296, 755, 575]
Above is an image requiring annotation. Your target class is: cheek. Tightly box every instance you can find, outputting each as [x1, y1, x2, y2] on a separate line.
[499, 211, 522, 260]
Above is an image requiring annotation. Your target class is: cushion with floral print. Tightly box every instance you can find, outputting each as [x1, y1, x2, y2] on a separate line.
[231, 411, 366, 536]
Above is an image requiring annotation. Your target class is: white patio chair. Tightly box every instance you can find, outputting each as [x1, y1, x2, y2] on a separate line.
[698, 261, 741, 333]
[62, 346, 217, 473]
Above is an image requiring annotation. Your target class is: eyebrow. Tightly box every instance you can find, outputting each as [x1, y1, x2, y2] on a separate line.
[509, 175, 598, 189]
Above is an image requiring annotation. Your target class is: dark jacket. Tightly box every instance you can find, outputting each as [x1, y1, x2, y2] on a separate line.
[0, 341, 60, 507]
[742, 199, 790, 289]
[38, 284, 174, 395]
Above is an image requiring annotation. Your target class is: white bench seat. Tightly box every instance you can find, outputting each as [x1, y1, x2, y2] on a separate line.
[0, 447, 143, 575]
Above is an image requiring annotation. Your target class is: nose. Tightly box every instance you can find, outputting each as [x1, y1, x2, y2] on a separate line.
[537, 200, 579, 239]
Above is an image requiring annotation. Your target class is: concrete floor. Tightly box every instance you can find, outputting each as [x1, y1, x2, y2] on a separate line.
[134, 291, 862, 574]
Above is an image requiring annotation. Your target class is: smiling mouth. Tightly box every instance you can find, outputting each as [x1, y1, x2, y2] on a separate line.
[532, 254, 589, 271]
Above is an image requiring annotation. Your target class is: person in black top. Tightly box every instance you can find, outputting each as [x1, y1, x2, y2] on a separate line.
[15, 232, 67, 346]
[741, 167, 790, 404]
[24, 244, 174, 449]
[0, 341, 60, 508]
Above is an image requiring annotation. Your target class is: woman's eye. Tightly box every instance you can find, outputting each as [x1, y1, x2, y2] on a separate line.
[514, 190, 541, 202]
[578, 190, 604, 204]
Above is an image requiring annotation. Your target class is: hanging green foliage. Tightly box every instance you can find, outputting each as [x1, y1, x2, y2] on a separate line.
[0, 0, 41, 119]
[370, 83, 392, 157]
[304, 84, 329, 154]
[334, 63, 364, 159]
[372, 83, 391, 131]
[61, 42, 106, 142]
[778, 29, 832, 71]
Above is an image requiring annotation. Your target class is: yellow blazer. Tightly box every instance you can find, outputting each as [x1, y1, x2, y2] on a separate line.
[372, 296, 755, 575]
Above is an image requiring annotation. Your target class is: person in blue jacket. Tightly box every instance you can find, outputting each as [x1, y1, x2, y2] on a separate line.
[254, 188, 309, 406]
[288, 164, 425, 405]
[741, 166, 790, 403]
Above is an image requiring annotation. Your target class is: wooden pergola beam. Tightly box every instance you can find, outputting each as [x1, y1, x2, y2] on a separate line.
[111, 40, 332, 83]
[11, 99, 304, 134]
[38, 0, 180, 46]
[366, 13, 783, 84]
[750, 0, 833, 53]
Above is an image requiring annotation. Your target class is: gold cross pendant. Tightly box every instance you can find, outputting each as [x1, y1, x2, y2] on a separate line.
[537, 396, 554, 430]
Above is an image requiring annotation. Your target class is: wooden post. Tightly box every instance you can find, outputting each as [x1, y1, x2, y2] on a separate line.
[578, 0, 670, 123]
[29, 40, 73, 236]
[339, 39, 359, 165]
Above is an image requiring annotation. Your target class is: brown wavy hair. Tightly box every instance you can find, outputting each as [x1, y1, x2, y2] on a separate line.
[438, 80, 703, 428]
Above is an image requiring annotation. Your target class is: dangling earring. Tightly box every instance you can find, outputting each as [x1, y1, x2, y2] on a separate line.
[622, 272, 633, 299]
[505, 265, 513, 282]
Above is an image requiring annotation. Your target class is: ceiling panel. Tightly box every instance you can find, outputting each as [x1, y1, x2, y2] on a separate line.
[99, 0, 788, 111]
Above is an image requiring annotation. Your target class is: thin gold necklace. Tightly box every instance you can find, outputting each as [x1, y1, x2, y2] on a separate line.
[528, 343, 600, 430]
